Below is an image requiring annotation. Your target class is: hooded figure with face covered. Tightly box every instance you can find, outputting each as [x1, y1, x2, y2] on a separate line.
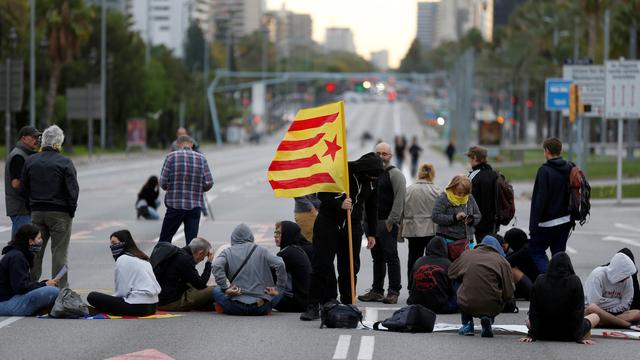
[505, 228, 539, 300]
[407, 237, 457, 313]
[273, 221, 312, 312]
[300, 152, 384, 321]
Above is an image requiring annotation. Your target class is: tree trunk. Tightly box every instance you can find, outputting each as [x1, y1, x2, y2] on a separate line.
[43, 61, 62, 126]
[587, 13, 597, 61]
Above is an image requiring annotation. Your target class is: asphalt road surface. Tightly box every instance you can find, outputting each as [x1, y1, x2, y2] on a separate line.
[1, 101, 640, 360]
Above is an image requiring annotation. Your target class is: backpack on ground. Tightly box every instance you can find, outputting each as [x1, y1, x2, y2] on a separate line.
[493, 171, 515, 226]
[320, 301, 362, 329]
[49, 288, 89, 318]
[149, 242, 180, 278]
[568, 162, 591, 227]
[373, 304, 436, 333]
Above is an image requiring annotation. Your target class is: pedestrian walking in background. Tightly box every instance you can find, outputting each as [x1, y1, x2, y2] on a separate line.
[5, 126, 41, 238]
[0, 224, 60, 316]
[402, 163, 441, 280]
[359, 143, 405, 305]
[466, 146, 499, 242]
[408, 136, 423, 178]
[87, 230, 160, 316]
[293, 194, 320, 242]
[21, 125, 78, 288]
[394, 135, 407, 170]
[432, 175, 481, 261]
[529, 138, 573, 273]
[170, 127, 200, 153]
[158, 135, 213, 245]
[136, 175, 161, 220]
[449, 236, 514, 338]
[445, 140, 456, 166]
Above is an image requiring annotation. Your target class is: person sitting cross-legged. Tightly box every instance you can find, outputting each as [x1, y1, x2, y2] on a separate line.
[212, 224, 286, 316]
[273, 221, 312, 313]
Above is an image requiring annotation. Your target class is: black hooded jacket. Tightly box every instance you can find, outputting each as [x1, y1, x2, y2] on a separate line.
[0, 245, 45, 301]
[317, 152, 384, 236]
[280, 220, 314, 262]
[505, 228, 540, 281]
[530, 157, 573, 234]
[407, 237, 453, 312]
[275, 221, 312, 312]
[529, 252, 586, 342]
[470, 162, 498, 235]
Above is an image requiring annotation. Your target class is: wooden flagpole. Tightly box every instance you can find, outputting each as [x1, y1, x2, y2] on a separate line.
[339, 101, 356, 305]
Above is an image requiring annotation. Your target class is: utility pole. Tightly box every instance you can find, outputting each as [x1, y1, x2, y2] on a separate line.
[602, 8, 610, 155]
[628, 18, 638, 160]
[29, 0, 35, 127]
[100, 0, 107, 148]
[146, 0, 152, 64]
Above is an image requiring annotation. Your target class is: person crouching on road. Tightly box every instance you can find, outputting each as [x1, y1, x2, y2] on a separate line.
[136, 175, 161, 220]
[87, 230, 161, 316]
[520, 252, 599, 344]
[432, 175, 481, 261]
[273, 221, 312, 313]
[212, 224, 287, 316]
[155, 237, 215, 312]
[448, 236, 514, 337]
[0, 224, 60, 316]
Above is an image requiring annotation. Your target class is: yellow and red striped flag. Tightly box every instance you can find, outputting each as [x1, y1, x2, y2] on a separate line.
[268, 101, 349, 198]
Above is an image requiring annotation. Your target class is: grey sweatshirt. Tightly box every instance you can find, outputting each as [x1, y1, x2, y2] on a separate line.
[384, 166, 406, 228]
[431, 192, 481, 242]
[585, 253, 636, 314]
[212, 224, 287, 304]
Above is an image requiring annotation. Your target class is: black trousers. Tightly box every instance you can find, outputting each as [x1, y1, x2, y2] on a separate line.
[371, 223, 402, 293]
[406, 236, 434, 282]
[87, 292, 157, 317]
[309, 213, 363, 305]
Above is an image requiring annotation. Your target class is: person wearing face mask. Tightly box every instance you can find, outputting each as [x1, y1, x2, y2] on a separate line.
[87, 230, 161, 316]
[273, 221, 312, 312]
[0, 224, 60, 316]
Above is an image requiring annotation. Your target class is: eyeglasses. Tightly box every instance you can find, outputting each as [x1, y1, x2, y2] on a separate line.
[376, 152, 390, 156]
[274, 231, 281, 235]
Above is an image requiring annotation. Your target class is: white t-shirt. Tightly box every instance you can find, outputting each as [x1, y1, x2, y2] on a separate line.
[113, 255, 161, 304]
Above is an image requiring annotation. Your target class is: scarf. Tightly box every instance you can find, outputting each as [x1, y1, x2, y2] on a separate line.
[446, 188, 469, 207]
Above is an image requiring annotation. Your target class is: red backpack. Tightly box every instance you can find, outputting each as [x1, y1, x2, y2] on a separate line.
[568, 163, 591, 227]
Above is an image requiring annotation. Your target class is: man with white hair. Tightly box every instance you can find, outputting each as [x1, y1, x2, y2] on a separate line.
[20, 125, 78, 288]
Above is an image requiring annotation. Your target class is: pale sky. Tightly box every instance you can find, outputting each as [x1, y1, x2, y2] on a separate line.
[266, 0, 422, 68]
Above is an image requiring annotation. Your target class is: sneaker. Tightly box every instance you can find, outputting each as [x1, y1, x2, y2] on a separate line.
[300, 304, 320, 321]
[382, 292, 399, 304]
[458, 322, 474, 336]
[357, 290, 384, 302]
[480, 317, 494, 338]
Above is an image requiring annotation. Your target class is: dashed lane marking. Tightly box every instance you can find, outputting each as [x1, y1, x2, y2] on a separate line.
[615, 223, 640, 233]
[0, 316, 22, 329]
[565, 246, 578, 254]
[356, 336, 375, 360]
[332, 335, 352, 360]
[603, 236, 640, 247]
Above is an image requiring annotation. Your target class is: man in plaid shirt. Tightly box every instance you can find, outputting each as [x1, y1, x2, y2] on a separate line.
[158, 135, 214, 245]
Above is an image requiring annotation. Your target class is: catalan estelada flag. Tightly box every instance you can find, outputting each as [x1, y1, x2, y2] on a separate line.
[268, 101, 349, 198]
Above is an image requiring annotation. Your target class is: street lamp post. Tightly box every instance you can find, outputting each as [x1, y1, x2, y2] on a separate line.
[6, 28, 18, 158]
[100, 0, 106, 149]
[39, 36, 48, 130]
[29, 0, 36, 127]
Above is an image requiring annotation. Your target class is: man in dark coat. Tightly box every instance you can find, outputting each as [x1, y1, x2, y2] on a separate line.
[466, 146, 499, 242]
[300, 152, 383, 321]
[274, 221, 312, 312]
[505, 228, 539, 300]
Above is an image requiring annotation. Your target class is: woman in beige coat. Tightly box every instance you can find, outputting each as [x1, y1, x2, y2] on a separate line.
[402, 163, 442, 280]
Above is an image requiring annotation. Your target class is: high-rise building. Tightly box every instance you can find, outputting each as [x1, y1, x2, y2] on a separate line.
[264, 8, 313, 58]
[213, 0, 265, 40]
[370, 50, 389, 71]
[417, 1, 439, 50]
[325, 27, 356, 54]
[434, 0, 493, 46]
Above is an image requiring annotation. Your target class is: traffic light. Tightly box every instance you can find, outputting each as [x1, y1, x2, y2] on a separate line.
[325, 82, 336, 93]
[354, 83, 364, 93]
[569, 83, 579, 124]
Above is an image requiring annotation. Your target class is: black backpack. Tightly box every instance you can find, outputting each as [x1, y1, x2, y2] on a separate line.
[568, 162, 591, 227]
[320, 301, 362, 329]
[494, 171, 516, 226]
[149, 242, 180, 279]
[374, 304, 436, 333]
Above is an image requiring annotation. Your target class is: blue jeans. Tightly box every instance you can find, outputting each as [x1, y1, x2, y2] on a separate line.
[10, 214, 32, 239]
[213, 287, 284, 316]
[158, 207, 201, 245]
[529, 222, 572, 273]
[461, 312, 494, 325]
[146, 207, 160, 220]
[0, 286, 59, 316]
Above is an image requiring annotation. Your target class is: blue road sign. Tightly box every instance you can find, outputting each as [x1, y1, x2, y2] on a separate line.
[545, 78, 573, 111]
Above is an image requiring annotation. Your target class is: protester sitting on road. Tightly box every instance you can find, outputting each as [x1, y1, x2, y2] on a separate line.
[407, 237, 457, 314]
[136, 175, 161, 220]
[584, 252, 640, 329]
[273, 221, 312, 312]
[276, 221, 314, 262]
[432, 175, 481, 261]
[448, 236, 514, 337]
[519, 252, 599, 344]
[212, 224, 286, 316]
[504, 228, 539, 300]
[154, 238, 215, 312]
[87, 230, 161, 316]
[402, 163, 441, 283]
[0, 224, 60, 316]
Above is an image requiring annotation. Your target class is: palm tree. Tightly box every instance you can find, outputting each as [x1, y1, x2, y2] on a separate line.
[41, 0, 92, 125]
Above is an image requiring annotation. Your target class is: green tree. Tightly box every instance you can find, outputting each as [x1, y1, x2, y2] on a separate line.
[184, 21, 205, 72]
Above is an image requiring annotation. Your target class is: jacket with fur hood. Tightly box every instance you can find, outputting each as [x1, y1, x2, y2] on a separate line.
[585, 252, 637, 313]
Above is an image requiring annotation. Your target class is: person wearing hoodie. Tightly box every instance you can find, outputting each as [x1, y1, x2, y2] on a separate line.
[504, 228, 539, 300]
[584, 252, 640, 329]
[273, 221, 312, 312]
[275, 221, 314, 262]
[520, 252, 599, 344]
[448, 236, 514, 338]
[407, 237, 457, 313]
[0, 224, 60, 316]
[301, 152, 384, 321]
[608, 248, 640, 310]
[529, 138, 574, 274]
[212, 224, 287, 316]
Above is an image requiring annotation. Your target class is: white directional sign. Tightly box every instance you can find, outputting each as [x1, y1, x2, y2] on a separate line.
[605, 60, 640, 118]
[563, 65, 605, 117]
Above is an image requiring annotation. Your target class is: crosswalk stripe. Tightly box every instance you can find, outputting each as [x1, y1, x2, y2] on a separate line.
[332, 335, 351, 360]
[357, 336, 375, 360]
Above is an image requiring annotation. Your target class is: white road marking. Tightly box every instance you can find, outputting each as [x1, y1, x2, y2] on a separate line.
[615, 223, 640, 233]
[364, 308, 378, 323]
[0, 316, 22, 329]
[357, 336, 375, 360]
[332, 335, 352, 360]
[0, 226, 12, 233]
[603, 236, 640, 247]
[565, 246, 578, 254]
